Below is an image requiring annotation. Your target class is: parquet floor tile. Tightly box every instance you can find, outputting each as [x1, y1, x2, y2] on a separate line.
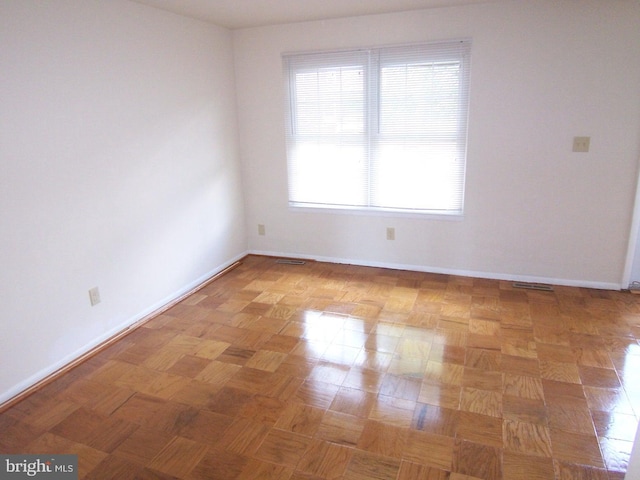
[2, 254, 640, 479]
[402, 429, 454, 470]
[396, 461, 450, 480]
[451, 439, 502, 479]
[502, 452, 555, 480]
[411, 404, 459, 438]
[316, 410, 366, 447]
[343, 450, 401, 480]
[502, 419, 553, 457]
[502, 395, 547, 426]
[357, 420, 407, 459]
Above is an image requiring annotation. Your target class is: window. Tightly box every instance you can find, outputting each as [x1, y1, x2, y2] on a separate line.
[283, 40, 471, 215]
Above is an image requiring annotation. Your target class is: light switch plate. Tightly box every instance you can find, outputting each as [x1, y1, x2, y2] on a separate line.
[89, 287, 101, 306]
[573, 136, 590, 153]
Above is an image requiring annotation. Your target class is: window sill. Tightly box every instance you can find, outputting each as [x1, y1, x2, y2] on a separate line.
[288, 204, 464, 221]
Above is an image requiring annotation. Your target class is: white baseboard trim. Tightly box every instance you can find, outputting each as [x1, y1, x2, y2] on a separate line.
[249, 249, 621, 291]
[0, 252, 248, 409]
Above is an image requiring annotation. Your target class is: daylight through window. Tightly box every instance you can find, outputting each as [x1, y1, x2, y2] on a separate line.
[283, 40, 471, 215]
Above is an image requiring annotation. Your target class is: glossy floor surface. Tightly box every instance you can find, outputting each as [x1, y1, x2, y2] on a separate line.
[2, 255, 640, 479]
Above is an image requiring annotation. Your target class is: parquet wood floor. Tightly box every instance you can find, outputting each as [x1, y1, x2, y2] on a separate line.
[2, 255, 640, 479]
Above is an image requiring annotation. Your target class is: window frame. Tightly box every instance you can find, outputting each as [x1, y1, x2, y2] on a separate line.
[283, 39, 471, 217]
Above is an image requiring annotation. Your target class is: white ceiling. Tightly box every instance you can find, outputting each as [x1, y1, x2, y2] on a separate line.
[131, 0, 499, 29]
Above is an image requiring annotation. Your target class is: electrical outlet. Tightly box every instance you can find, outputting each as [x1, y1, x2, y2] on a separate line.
[386, 227, 395, 241]
[88, 287, 101, 306]
[572, 136, 590, 153]
[258, 224, 266, 236]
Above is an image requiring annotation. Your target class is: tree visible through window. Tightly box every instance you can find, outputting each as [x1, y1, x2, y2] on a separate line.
[283, 40, 471, 215]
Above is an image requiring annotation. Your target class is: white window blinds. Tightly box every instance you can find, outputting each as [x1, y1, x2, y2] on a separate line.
[283, 40, 471, 215]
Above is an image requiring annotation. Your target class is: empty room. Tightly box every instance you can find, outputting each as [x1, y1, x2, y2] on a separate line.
[2, 0, 640, 479]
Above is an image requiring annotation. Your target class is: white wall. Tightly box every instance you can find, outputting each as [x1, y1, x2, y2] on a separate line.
[0, 0, 246, 403]
[234, 0, 640, 289]
[628, 424, 640, 479]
